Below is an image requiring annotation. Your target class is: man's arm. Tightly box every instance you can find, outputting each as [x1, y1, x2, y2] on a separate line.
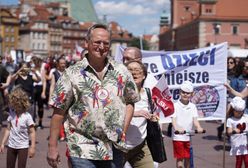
[47, 107, 65, 168]
[123, 103, 134, 133]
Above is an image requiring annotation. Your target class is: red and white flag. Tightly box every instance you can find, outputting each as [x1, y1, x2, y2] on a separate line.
[152, 75, 174, 117]
[75, 43, 84, 57]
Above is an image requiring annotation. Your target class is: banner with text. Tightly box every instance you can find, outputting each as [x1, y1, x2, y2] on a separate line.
[116, 43, 228, 122]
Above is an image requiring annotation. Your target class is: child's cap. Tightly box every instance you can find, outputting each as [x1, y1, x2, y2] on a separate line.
[180, 81, 194, 93]
[230, 96, 246, 112]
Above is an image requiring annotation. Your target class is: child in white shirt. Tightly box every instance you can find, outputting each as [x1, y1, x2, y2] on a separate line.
[0, 86, 36, 168]
[171, 81, 204, 168]
[227, 96, 248, 168]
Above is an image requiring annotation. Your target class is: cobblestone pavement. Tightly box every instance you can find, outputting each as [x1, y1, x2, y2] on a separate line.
[0, 108, 235, 168]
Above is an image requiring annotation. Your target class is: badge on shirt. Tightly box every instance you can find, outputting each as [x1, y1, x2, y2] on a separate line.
[96, 88, 109, 101]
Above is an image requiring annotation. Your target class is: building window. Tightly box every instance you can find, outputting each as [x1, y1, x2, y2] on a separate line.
[5, 36, 9, 42]
[5, 27, 9, 33]
[38, 23, 42, 29]
[232, 25, 238, 35]
[214, 24, 221, 34]
[11, 27, 14, 33]
[184, 6, 190, 11]
[230, 43, 241, 48]
[205, 8, 212, 13]
[33, 43, 35, 49]
[11, 36, 15, 42]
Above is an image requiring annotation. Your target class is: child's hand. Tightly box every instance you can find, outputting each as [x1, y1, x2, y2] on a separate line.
[197, 127, 204, 133]
[176, 128, 185, 134]
[0, 144, 5, 153]
[234, 128, 241, 134]
[28, 146, 35, 158]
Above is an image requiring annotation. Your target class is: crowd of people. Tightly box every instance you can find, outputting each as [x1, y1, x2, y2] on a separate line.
[0, 23, 248, 168]
[217, 57, 248, 141]
[0, 48, 77, 167]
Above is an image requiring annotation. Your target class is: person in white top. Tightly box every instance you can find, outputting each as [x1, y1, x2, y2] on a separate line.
[0, 86, 36, 168]
[226, 96, 248, 168]
[123, 47, 161, 168]
[125, 60, 158, 168]
[171, 81, 204, 168]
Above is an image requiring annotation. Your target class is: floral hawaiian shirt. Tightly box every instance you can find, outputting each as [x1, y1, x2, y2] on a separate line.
[49, 57, 140, 160]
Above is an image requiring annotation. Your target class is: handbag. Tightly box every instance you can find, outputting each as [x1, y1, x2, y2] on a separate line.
[145, 88, 167, 163]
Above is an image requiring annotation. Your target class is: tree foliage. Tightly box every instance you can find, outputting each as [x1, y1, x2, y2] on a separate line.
[128, 37, 149, 50]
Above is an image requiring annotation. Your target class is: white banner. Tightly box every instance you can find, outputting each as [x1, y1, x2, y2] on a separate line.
[116, 43, 228, 122]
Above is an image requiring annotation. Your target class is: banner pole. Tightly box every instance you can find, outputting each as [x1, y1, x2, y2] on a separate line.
[222, 102, 229, 168]
[222, 120, 227, 168]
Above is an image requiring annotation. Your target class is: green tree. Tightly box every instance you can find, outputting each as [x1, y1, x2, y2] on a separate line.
[128, 37, 149, 50]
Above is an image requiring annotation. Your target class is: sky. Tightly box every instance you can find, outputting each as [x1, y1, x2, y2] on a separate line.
[0, 0, 171, 36]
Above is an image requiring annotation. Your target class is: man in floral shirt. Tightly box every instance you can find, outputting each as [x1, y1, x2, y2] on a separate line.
[47, 24, 140, 168]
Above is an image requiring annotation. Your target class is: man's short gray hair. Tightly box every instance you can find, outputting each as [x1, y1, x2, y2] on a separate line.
[86, 24, 109, 41]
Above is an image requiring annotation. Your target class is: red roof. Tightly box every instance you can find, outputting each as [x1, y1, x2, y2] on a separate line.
[109, 21, 132, 40]
[32, 5, 50, 21]
[80, 22, 94, 29]
[46, 2, 60, 8]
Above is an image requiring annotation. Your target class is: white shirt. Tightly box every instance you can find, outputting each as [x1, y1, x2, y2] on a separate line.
[227, 115, 248, 156]
[7, 111, 34, 149]
[172, 100, 198, 141]
[126, 90, 149, 149]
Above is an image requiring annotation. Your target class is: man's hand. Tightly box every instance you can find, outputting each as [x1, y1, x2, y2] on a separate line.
[47, 110, 65, 167]
[47, 147, 60, 168]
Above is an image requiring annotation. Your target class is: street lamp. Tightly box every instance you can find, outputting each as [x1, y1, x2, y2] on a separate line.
[213, 23, 221, 44]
